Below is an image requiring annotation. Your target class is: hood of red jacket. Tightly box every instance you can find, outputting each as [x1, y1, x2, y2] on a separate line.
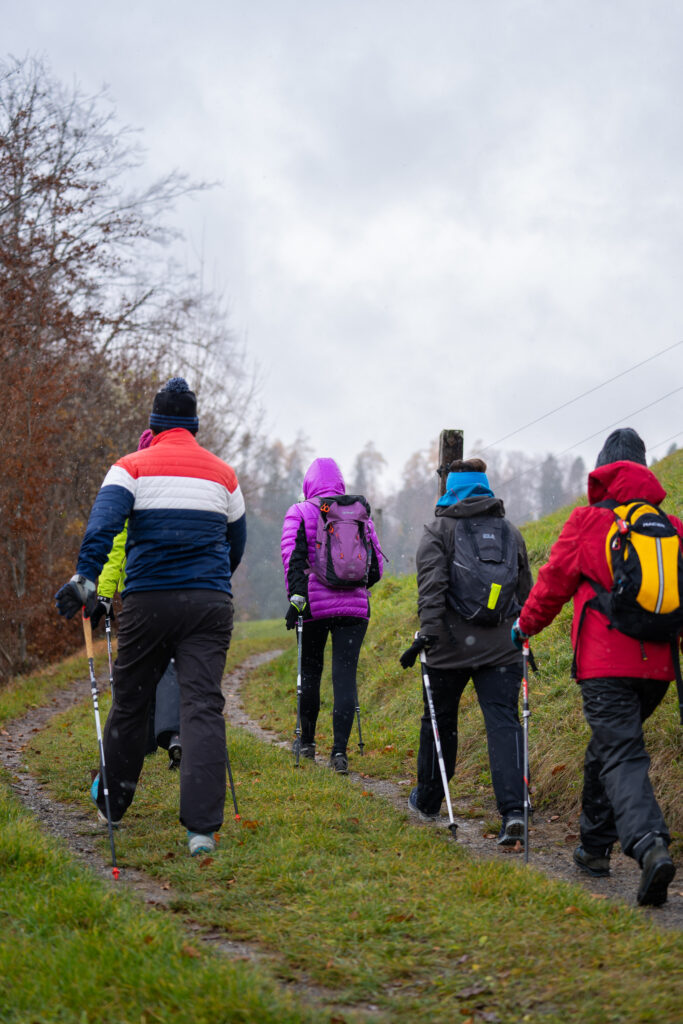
[587, 460, 667, 506]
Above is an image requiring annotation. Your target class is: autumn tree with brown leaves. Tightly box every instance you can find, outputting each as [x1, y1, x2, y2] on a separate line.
[0, 56, 259, 678]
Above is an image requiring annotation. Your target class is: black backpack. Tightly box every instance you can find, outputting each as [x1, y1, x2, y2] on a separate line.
[446, 516, 520, 626]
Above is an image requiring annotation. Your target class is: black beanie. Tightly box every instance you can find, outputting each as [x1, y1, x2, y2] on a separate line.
[149, 377, 199, 434]
[595, 428, 647, 468]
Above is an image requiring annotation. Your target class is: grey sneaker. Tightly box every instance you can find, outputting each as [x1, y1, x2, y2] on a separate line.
[90, 774, 121, 828]
[329, 752, 349, 774]
[637, 837, 676, 906]
[187, 831, 217, 856]
[497, 811, 525, 846]
[292, 739, 316, 760]
[408, 787, 439, 821]
[573, 845, 611, 877]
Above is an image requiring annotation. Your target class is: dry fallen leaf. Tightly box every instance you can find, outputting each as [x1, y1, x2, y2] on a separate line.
[551, 764, 567, 775]
[181, 944, 201, 958]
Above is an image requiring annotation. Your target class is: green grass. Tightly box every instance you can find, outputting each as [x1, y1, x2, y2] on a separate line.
[21, 681, 683, 1023]
[2, 451, 683, 1023]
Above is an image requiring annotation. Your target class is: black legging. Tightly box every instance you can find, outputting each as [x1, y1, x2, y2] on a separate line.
[299, 616, 368, 754]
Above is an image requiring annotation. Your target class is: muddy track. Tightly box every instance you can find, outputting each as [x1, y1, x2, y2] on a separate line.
[1, 649, 681, 948]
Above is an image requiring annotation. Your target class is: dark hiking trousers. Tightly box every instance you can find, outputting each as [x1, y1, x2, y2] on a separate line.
[578, 676, 670, 858]
[299, 616, 368, 754]
[414, 662, 524, 816]
[143, 660, 181, 754]
[96, 590, 233, 833]
[154, 659, 181, 748]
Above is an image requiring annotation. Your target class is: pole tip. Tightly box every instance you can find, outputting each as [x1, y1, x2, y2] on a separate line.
[234, 813, 241, 821]
[112, 867, 120, 880]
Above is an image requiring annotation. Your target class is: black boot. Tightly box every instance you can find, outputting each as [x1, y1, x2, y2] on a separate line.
[636, 836, 676, 906]
[168, 734, 182, 770]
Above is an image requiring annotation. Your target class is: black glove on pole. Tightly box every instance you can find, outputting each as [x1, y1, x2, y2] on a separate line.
[399, 634, 437, 669]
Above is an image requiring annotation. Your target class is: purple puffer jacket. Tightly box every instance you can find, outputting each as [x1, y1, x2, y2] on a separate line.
[281, 457, 384, 620]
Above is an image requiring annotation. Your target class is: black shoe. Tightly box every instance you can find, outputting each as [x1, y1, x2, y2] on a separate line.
[573, 845, 611, 877]
[408, 787, 439, 821]
[168, 735, 182, 771]
[497, 811, 525, 846]
[637, 837, 676, 907]
[292, 739, 316, 760]
[329, 752, 348, 774]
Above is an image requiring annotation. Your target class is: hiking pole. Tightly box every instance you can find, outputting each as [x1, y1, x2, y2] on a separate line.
[293, 615, 303, 767]
[522, 639, 532, 865]
[354, 685, 365, 755]
[225, 741, 241, 822]
[418, 643, 458, 837]
[82, 612, 120, 880]
[104, 614, 114, 697]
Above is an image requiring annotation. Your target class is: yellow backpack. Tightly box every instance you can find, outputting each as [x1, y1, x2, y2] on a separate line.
[595, 501, 683, 641]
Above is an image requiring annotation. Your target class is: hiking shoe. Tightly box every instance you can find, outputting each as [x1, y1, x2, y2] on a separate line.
[168, 734, 182, 770]
[573, 845, 611, 877]
[187, 831, 217, 857]
[637, 837, 676, 907]
[497, 811, 525, 846]
[329, 752, 349, 774]
[408, 787, 439, 821]
[90, 775, 121, 828]
[292, 738, 316, 760]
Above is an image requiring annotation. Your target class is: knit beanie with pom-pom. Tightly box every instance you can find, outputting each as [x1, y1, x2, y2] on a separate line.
[149, 377, 198, 434]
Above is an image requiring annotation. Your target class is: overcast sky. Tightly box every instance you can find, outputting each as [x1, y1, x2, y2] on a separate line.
[5, 1, 682, 488]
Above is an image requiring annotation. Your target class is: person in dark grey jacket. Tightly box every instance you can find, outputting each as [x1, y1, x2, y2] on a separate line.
[405, 458, 533, 845]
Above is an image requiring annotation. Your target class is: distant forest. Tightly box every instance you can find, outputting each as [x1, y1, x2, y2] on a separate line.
[231, 438, 590, 621]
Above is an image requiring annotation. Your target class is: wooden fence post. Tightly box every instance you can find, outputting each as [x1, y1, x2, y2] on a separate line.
[437, 429, 464, 497]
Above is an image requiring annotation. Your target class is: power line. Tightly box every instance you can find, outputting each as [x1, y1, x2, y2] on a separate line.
[480, 339, 682, 451]
[648, 431, 681, 452]
[552, 387, 682, 460]
[497, 387, 681, 490]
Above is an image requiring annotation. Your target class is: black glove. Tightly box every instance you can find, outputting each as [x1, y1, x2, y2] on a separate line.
[285, 595, 307, 630]
[55, 574, 98, 620]
[89, 597, 114, 630]
[399, 633, 437, 669]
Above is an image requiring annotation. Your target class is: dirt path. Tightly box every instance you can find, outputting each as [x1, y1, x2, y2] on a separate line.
[224, 657, 683, 930]
[1, 650, 681, 936]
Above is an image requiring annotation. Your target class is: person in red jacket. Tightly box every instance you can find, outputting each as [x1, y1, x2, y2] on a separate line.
[512, 428, 681, 907]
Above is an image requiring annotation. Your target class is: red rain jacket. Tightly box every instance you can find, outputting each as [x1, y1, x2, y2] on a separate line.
[518, 461, 683, 681]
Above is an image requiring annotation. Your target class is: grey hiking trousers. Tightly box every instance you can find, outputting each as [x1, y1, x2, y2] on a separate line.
[97, 589, 233, 833]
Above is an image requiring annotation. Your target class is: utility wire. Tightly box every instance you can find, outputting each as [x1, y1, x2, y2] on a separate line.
[480, 339, 682, 451]
[497, 387, 681, 490]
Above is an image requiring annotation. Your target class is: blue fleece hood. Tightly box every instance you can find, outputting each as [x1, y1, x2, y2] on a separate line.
[437, 471, 494, 506]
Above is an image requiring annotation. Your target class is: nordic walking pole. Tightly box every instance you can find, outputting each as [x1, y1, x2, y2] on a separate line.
[418, 641, 457, 837]
[293, 615, 303, 767]
[225, 740, 241, 821]
[354, 687, 365, 755]
[82, 611, 120, 880]
[104, 614, 114, 697]
[522, 639, 532, 865]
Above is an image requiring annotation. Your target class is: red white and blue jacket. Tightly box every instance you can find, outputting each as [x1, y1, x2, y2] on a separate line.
[76, 429, 246, 596]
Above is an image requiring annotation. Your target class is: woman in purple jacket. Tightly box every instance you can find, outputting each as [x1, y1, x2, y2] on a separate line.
[281, 457, 384, 773]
